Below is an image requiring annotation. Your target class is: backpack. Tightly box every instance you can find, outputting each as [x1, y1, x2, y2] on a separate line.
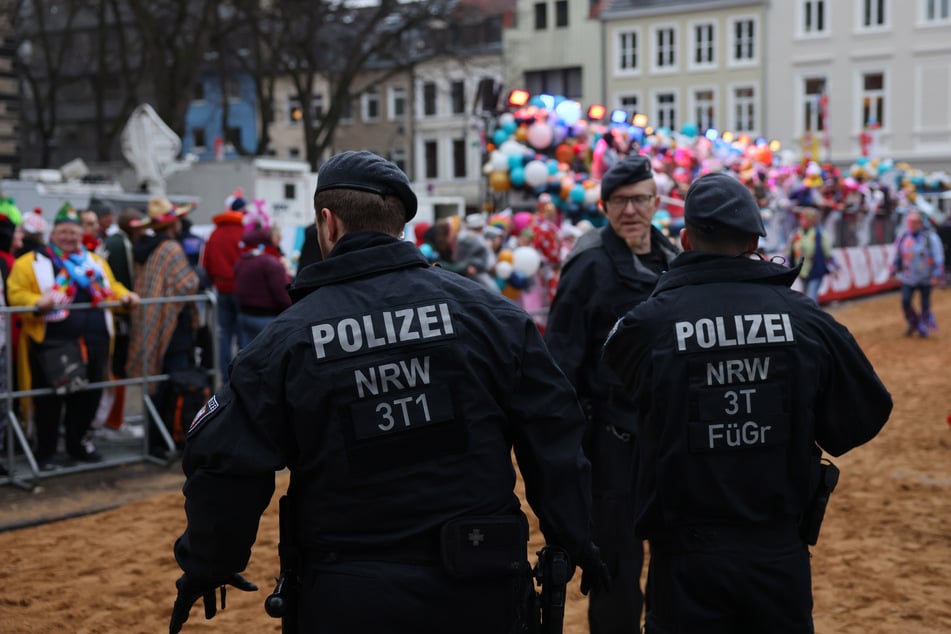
[164, 368, 213, 444]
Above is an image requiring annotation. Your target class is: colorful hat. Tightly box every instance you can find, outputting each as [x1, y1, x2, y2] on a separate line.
[22, 207, 48, 235]
[242, 198, 272, 233]
[0, 196, 22, 225]
[133, 196, 192, 229]
[225, 188, 247, 212]
[54, 202, 81, 225]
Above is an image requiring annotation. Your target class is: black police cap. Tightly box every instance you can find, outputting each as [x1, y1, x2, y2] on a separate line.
[315, 150, 418, 222]
[600, 154, 654, 202]
[683, 172, 766, 237]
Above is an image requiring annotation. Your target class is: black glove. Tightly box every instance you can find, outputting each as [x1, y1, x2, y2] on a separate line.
[169, 572, 258, 633]
[575, 543, 612, 596]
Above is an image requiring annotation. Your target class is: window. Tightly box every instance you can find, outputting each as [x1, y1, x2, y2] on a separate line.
[617, 30, 639, 73]
[423, 82, 437, 116]
[731, 19, 755, 63]
[534, 2, 547, 29]
[452, 139, 467, 178]
[284, 183, 296, 200]
[654, 27, 677, 70]
[451, 80, 466, 115]
[389, 148, 407, 173]
[524, 67, 583, 99]
[289, 147, 300, 158]
[693, 89, 716, 132]
[339, 97, 354, 124]
[861, 0, 886, 27]
[424, 140, 438, 179]
[192, 129, 206, 149]
[226, 126, 241, 148]
[388, 85, 406, 120]
[691, 22, 716, 68]
[655, 92, 677, 130]
[802, 0, 827, 33]
[224, 77, 241, 100]
[733, 86, 756, 132]
[802, 77, 827, 133]
[287, 95, 324, 124]
[618, 93, 639, 120]
[861, 71, 885, 127]
[924, 0, 950, 21]
[362, 87, 380, 122]
[555, 0, 568, 27]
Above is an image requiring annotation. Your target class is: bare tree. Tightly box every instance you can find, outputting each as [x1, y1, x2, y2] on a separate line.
[12, 0, 84, 167]
[124, 0, 216, 135]
[223, 0, 456, 171]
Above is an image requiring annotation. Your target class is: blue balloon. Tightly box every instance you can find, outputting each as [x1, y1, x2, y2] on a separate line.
[493, 128, 509, 146]
[508, 154, 524, 170]
[680, 122, 699, 138]
[510, 166, 526, 187]
[570, 185, 586, 204]
[547, 160, 560, 175]
[508, 270, 528, 290]
[502, 120, 517, 134]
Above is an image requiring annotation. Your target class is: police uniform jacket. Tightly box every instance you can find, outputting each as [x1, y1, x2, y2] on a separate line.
[174, 232, 594, 580]
[545, 223, 678, 434]
[603, 251, 893, 540]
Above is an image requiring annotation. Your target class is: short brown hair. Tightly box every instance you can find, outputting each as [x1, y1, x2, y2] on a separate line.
[314, 188, 405, 235]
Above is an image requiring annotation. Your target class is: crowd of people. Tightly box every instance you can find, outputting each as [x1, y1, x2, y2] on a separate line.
[0, 189, 292, 470]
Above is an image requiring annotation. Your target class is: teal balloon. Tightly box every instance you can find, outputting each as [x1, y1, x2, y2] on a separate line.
[510, 166, 526, 187]
[570, 185, 585, 204]
[509, 154, 525, 170]
[493, 129, 509, 146]
[502, 120, 517, 134]
[547, 160, 560, 175]
[680, 122, 699, 138]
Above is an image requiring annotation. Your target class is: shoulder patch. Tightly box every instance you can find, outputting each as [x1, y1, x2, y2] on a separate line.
[187, 394, 219, 437]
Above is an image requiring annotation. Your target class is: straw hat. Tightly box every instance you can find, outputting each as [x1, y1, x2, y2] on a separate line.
[132, 196, 192, 229]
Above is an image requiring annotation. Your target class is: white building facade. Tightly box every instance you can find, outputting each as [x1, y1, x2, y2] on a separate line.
[765, 0, 951, 170]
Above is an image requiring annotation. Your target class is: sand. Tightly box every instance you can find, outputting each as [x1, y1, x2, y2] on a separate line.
[1, 289, 950, 633]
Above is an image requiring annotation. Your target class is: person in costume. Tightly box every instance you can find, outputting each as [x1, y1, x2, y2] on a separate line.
[7, 205, 139, 470]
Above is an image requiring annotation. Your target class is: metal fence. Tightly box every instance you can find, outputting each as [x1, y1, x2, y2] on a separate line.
[0, 293, 218, 490]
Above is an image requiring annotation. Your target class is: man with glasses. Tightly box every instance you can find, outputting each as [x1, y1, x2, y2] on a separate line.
[545, 154, 679, 633]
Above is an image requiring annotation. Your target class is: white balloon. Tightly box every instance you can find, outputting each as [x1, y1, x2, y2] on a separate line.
[495, 260, 513, 280]
[527, 122, 554, 149]
[499, 112, 516, 128]
[500, 139, 527, 157]
[524, 160, 549, 188]
[584, 187, 599, 205]
[512, 246, 541, 277]
[490, 150, 510, 172]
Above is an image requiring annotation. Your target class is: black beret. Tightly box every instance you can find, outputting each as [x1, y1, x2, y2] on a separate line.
[600, 154, 654, 201]
[684, 173, 766, 237]
[315, 151, 418, 222]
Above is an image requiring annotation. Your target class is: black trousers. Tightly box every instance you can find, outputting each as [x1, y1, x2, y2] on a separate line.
[645, 526, 814, 634]
[586, 422, 645, 633]
[29, 337, 109, 462]
[296, 560, 534, 634]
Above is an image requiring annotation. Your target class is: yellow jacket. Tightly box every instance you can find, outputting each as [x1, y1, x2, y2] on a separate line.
[7, 249, 133, 394]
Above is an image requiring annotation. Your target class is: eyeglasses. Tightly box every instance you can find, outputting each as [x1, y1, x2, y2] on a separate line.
[606, 194, 656, 210]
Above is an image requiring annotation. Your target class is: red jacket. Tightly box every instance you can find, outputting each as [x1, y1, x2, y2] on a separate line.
[201, 211, 244, 294]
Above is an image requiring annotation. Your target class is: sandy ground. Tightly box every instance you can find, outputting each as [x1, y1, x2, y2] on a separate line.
[1, 289, 950, 633]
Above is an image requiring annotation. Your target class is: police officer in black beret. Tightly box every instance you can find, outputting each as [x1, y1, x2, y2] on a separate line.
[168, 150, 609, 633]
[545, 153, 679, 633]
[603, 172, 893, 633]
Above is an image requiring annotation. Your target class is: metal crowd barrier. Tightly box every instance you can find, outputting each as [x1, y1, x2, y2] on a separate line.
[0, 292, 218, 490]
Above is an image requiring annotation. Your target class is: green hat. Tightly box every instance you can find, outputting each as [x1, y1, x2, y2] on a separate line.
[54, 202, 81, 225]
[0, 197, 22, 225]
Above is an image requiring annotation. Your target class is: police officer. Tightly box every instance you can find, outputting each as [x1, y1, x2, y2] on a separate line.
[168, 151, 609, 633]
[544, 153, 678, 632]
[603, 173, 893, 633]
